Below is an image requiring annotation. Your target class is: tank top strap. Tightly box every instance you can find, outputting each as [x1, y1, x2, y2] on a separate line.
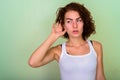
[61, 42, 66, 52]
[60, 42, 66, 59]
[87, 40, 97, 57]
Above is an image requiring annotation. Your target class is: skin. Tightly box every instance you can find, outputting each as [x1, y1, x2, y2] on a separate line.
[28, 10, 106, 80]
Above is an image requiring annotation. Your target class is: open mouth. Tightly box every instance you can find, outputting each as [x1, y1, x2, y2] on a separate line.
[73, 30, 79, 34]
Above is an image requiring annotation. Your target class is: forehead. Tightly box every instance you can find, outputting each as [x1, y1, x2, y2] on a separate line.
[64, 10, 80, 19]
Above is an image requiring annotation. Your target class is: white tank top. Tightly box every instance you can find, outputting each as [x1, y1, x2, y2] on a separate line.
[59, 40, 97, 80]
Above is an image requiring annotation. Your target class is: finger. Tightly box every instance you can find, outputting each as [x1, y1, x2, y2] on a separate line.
[56, 22, 59, 26]
[52, 23, 58, 30]
[62, 29, 67, 35]
[52, 23, 56, 28]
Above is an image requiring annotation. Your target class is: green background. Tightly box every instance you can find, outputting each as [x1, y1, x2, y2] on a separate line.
[0, 0, 120, 80]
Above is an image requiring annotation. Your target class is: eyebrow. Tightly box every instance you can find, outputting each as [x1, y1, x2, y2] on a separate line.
[65, 17, 82, 21]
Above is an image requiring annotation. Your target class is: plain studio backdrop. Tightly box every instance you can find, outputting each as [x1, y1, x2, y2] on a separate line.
[0, 0, 120, 80]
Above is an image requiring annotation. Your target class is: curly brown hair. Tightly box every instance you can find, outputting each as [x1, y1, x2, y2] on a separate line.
[55, 2, 96, 40]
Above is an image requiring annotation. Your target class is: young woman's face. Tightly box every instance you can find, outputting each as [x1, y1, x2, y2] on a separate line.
[64, 10, 84, 38]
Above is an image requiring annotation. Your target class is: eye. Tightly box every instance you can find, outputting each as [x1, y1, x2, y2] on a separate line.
[77, 18, 82, 22]
[66, 20, 71, 23]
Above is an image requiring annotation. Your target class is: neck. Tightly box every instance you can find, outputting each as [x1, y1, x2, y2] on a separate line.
[67, 37, 86, 46]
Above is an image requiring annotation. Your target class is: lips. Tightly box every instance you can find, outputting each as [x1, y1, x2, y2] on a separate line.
[72, 30, 79, 34]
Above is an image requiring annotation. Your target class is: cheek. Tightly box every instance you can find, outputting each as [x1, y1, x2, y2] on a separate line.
[80, 27, 83, 33]
[79, 23, 84, 30]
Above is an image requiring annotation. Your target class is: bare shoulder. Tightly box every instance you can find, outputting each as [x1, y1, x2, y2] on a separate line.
[92, 40, 102, 49]
[92, 40, 103, 56]
[50, 44, 62, 53]
[49, 44, 62, 61]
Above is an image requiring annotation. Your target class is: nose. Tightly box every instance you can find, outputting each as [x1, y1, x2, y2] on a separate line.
[73, 21, 78, 28]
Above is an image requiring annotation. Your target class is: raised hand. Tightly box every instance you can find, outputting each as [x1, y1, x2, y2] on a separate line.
[51, 23, 66, 39]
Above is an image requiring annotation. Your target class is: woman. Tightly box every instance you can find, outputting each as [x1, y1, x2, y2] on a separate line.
[28, 2, 106, 80]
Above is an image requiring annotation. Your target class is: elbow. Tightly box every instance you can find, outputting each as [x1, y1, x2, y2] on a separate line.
[28, 59, 40, 68]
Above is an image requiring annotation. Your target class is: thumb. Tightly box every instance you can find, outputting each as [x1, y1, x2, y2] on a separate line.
[62, 29, 67, 35]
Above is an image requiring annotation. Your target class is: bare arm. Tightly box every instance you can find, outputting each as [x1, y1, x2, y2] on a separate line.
[28, 23, 66, 68]
[93, 41, 106, 80]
